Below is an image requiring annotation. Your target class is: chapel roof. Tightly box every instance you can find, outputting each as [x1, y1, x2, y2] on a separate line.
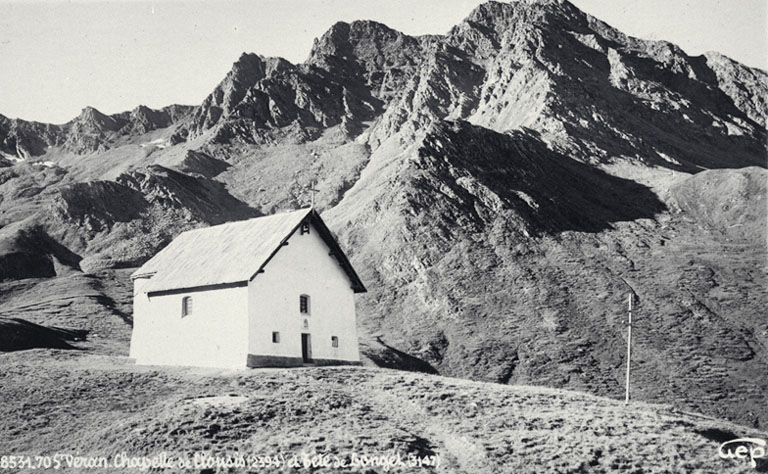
[132, 208, 366, 294]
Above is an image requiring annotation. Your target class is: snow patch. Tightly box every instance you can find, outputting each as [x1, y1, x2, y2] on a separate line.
[724, 118, 748, 136]
[140, 138, 169, 149]
[513, 190, 539, 210]
[1, 151, 24, 162]
[655, 150, 681, 165]
[569, 32, 605, 52]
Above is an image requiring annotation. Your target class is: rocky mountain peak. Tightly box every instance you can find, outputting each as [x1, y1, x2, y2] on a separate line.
[118, 104, 191, 136]
[72, 106, 122, 133]
[230, 53, 269, 80]
[131, 104, 154, 118]
[60, 106, 126, 154]
[460, 0, 583, 33]
[306, 19, 427, 102]
[190, 53, 271, 133]
[309, 20, 404, 58]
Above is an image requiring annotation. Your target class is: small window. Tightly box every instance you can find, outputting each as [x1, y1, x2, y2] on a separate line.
[301, 222, 310, 235]
[331, 336, 339, 348]
[300, 295, 310, 314]
[272, 332, 280, 343]
[181, 296, 193, 317]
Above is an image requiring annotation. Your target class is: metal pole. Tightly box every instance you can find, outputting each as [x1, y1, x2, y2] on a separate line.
[625, 293, 633, 405]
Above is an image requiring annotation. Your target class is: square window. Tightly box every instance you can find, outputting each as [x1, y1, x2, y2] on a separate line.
[301, 222, 310, 235]
[331, 336, 338, 348]
[272, 332, 280, 343]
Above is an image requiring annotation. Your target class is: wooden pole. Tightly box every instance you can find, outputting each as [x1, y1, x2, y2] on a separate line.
[625, 293, 633, 405]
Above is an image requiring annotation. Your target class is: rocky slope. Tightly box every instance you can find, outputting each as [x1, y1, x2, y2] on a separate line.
[0, 0, 765, 430]
[326, 121, 767, 428]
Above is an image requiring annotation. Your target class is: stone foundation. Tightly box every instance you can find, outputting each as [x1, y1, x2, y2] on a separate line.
[246, 354, 361, 368]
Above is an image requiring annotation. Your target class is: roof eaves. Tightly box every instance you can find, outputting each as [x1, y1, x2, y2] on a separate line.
[309, 210, 367, 294]
[147, 280, 249, 297]
[244, 208, 367, 293]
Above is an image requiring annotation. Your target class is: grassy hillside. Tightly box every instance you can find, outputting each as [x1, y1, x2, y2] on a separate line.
[0, 349, 764, 473]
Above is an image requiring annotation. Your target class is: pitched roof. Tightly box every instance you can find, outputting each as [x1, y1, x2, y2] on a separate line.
[132, 208, 366, 294]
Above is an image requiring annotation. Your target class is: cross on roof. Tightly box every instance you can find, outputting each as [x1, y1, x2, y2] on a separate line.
[308, 151, 320, 208]
[308, 182, 319, 208]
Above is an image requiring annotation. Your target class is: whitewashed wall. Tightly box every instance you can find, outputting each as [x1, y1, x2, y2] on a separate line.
[130, 280, 249, 368]
[247, 222, 360, 364]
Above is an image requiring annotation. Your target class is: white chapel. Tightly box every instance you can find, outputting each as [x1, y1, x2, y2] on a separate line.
[129, 208, 366, 368]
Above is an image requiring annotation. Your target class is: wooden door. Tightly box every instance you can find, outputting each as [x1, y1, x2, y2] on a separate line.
[301, 333, 312, 362]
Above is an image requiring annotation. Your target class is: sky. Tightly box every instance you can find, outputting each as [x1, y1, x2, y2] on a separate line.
[0, 0, 765, 124]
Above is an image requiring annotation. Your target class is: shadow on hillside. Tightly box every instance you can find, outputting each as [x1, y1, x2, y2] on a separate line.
[695, 427, 738, 444]
[116, 165, 261, 225]
[0, 225, 83, 281]
[0, 317, 87, 352]
[417, 121, 668, 234]
[85, 274, 133, 326]
[96, 295, 132, 326]
[360, 337, 438, 375]
[547, 27, 766, 172]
